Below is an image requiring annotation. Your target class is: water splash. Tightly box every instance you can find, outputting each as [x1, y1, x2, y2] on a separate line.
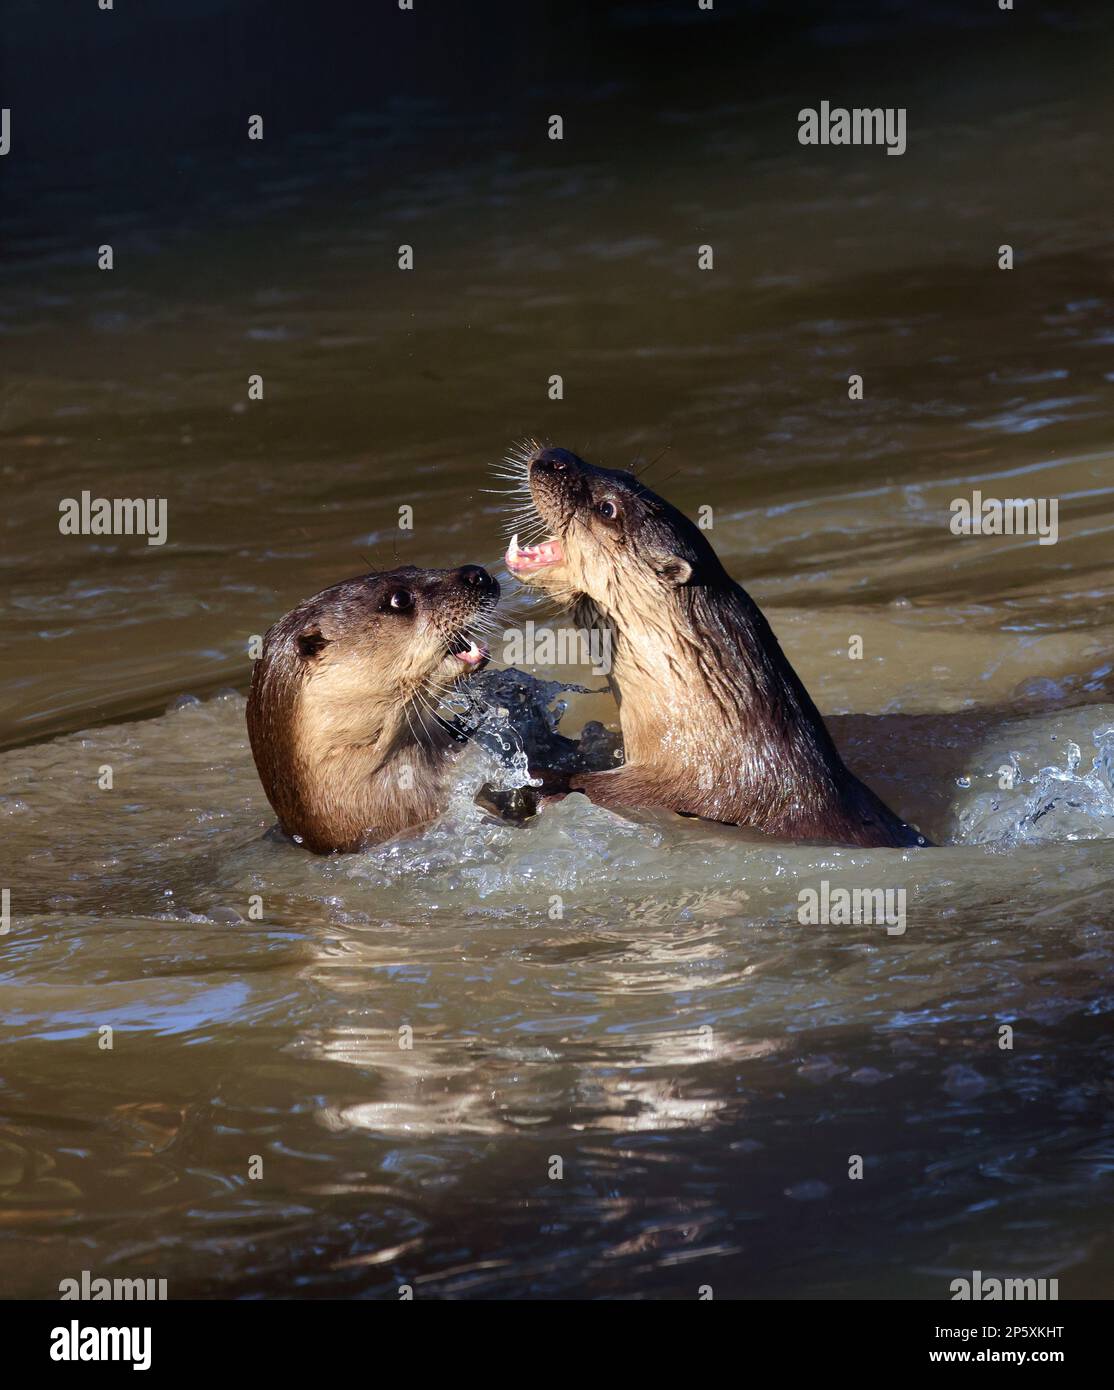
[338, 668, 628, 894]
[954, 716, 1114, 846]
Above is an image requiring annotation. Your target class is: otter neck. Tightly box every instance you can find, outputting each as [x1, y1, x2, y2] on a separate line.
[292, 714, 463, 853]
[603, 584, 848, 812]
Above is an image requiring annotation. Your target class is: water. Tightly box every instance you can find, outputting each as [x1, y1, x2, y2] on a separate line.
[2, 2, 1114, 1299]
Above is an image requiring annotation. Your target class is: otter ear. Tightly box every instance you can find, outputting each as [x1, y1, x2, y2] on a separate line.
[651, 555, 693, 586]
[297, 629, 330, 658]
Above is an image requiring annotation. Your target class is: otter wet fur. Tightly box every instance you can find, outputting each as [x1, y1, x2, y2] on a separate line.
[247, 565, 500, 853]
[501, 443, 929, 849]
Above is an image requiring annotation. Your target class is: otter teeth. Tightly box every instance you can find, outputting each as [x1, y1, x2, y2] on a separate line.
[454, 638, 488, 667]
[506, 533, 563, 572]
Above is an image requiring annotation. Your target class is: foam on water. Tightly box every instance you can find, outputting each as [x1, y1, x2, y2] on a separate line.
[950, 711, 1114, 846]
[299, 676, 1114, 933]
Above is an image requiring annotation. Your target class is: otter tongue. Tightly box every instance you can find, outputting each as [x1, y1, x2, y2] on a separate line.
[506, 532, 564, 572]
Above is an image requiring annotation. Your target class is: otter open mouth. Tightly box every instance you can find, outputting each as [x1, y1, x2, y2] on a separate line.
[506, 533, 564, 574]
[447, 632, 490, 669]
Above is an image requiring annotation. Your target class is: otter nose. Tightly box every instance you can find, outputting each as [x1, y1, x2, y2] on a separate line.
[533, 447, 576, 473]
[458, 564, 497, 594]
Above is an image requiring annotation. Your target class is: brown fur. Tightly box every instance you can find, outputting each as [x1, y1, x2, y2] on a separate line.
[247, 565, 499, 853]
[505, 445, 928, 849]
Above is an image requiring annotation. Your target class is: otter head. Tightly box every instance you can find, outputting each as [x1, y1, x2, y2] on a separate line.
[247, 564, 500, 852]
[503, 445, 726, 618]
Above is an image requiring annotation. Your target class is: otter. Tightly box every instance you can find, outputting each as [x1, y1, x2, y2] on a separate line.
[502, 444, 928, 849]
[247, 564, 499, 853]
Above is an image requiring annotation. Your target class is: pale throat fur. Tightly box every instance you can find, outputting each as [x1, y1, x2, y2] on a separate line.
[284, 642, 465, 849]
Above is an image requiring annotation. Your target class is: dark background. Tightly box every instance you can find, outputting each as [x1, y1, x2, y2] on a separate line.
[2, 0, 1110, 253]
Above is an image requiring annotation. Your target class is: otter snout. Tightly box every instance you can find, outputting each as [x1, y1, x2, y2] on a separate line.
[523, 447, 593, 537]
[530, 447, 589, 501]
[531, 447, 579, 475]
[444, 564, 499, 669]
[457, 563, 499, 597]
[505, 446, 604, 580]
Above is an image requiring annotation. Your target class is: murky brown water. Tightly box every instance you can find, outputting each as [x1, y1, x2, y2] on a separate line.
[2, 6, 1114, 1299]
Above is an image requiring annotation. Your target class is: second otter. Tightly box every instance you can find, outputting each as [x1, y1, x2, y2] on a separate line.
[247, 564, 499, 853]
[504, 446, 928, 849]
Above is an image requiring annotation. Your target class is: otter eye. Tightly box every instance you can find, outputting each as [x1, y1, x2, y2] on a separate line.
[597, 500, 619, 520]
[387, 589, 413, 611]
